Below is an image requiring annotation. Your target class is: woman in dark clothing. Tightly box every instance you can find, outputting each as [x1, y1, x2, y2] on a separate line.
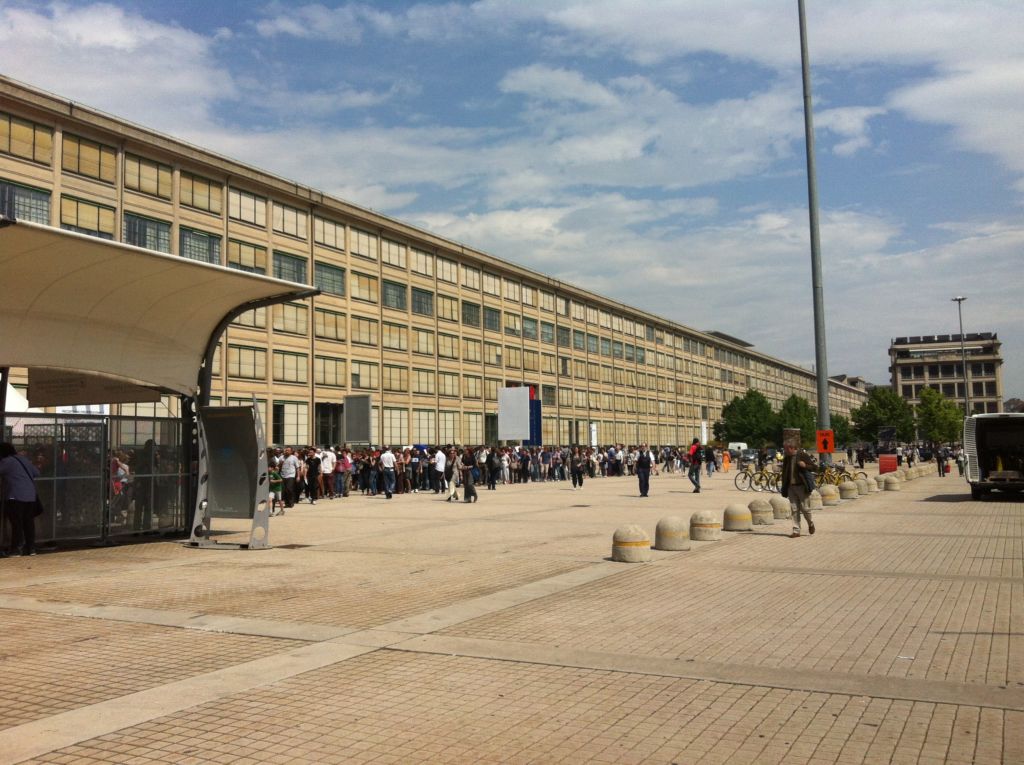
[0, 442, 40, 556]
[460, 448, 478, 503]
[570, 447, 585, 490]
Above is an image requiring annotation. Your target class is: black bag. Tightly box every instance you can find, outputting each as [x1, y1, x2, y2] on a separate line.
[801, 468, 816, 494]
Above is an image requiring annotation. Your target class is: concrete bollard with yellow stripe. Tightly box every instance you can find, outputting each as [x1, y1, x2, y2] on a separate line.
[612, 524, 652, 562]
[723, 504, 752, 531]
[769, 495, 791, 519]
[820, 484, 840, 506]
[690, 510, 721, 541]
[807, 489, 823, 510]
[838, 481, 859, 500]
[654, 516, 691, 551]
[749, 498, 774, 525]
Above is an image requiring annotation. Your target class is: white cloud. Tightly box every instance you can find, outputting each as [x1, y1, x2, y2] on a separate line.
[890, 62, 1024, 174]
[816, 106, 886, 157]
[500, 65, 620, 108]
[0, 3, 232, 131]
[254, 3, 365, 42]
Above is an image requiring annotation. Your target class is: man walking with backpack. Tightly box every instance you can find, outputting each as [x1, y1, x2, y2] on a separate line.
[687, 438, 702, 493]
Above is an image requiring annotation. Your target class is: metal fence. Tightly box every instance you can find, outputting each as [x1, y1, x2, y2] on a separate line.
[3, 412, 188, 544]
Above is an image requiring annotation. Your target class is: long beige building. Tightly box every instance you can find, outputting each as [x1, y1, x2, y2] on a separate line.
[1, 76, 868, 446]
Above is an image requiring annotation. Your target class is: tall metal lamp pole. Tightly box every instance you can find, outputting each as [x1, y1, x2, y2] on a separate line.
[798, 0, 831, 459]
[952, 296, 970, 415]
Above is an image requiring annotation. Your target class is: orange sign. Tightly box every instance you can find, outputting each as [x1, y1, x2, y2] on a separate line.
[816, 429, 835, 454]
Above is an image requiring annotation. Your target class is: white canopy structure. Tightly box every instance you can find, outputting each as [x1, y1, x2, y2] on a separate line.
[0, 219, 318, 402]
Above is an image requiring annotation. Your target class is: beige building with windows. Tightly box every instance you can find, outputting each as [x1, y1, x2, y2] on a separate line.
[889, 333, 1003, 415]
[1, 76, 868, 446]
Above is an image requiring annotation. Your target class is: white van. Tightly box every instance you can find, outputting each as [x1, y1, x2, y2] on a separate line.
[727, 442, 748, 454]
[963, 413, 1024, 499]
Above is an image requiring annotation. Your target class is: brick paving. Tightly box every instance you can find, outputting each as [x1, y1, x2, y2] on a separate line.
[0, 467, 1020, 763]
[0, 610, 298, 730]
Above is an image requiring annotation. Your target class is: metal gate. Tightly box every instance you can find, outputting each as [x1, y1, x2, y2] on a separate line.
[3, 412, 187, 544]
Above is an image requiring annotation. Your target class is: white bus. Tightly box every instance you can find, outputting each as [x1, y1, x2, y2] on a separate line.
[963, 413, 1024, 499]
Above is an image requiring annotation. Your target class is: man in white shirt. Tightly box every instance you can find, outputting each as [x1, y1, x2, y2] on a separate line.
[433, 448, 447, 493]
[279, 447, 300, 508]
[319, 448, 336, 498]
[379, 446, 397, 499]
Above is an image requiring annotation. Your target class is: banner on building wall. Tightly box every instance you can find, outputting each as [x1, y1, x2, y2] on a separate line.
[523, 400, 543, 446]
[498, 386, 530, 441]
[343, 394, 373, 445]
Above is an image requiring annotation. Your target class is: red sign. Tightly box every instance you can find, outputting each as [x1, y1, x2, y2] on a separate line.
[816, 429, 835, 454]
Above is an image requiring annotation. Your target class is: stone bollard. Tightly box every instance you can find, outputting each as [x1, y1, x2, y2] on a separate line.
[838, 481, 859, 500]
[820, 484, 841, 506]
[690, 510, 721, 541]
[884, 475, 901, 491]
[808, 489, 823, 510]
[749, 498, 774, 525]
[723, 504, 752, 531]
[874, 475, 886, 491]
[769, 495, 792, 519]
[654, 516, 691, 551]
[855, 478, 870, 496]
[612, 525, 652, 562]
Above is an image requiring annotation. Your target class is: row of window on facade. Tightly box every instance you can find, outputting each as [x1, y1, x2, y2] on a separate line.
[901, 381, 999, 399]
[218, 341, 731, 406]
[898, 362, 997, 379]
[3, 112, 811, 379]
[1, 115, 738, 348]
[4, 179, 745, 372]
[243, 400, 705, 450]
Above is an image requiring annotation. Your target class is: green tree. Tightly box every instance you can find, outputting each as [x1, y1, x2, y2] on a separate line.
[831, 413, 851, 447]
[916, 387, 962, 444]
[850, 387, 916, 443]
[714, 389, 777, 447]
[775, 394, 817, 448]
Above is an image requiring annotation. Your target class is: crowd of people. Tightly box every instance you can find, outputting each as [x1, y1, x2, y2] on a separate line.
[264, 440, 731, 510]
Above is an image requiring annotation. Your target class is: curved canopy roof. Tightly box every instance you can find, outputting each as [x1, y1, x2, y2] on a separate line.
[0, 219, 317, 398]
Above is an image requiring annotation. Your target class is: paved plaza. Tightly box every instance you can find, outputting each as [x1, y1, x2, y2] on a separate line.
[0, 466, 1021, 764]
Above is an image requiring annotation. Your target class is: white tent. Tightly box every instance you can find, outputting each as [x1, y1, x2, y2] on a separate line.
[0, 220, 317, 402]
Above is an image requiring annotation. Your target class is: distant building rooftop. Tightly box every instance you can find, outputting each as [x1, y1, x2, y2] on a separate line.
[706, 330, 753, 348]
[891, 333, 997, 345]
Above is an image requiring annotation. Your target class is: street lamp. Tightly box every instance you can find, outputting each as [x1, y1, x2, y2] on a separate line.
[952, 296, 970, 415]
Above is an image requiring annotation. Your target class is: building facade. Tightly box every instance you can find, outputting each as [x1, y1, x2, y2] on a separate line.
[1, 76, 868, 446]
[889, 334, 1003, 414]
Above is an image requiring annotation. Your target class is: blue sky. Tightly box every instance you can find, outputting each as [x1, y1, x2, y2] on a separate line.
[2, 1, 1022, 398]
